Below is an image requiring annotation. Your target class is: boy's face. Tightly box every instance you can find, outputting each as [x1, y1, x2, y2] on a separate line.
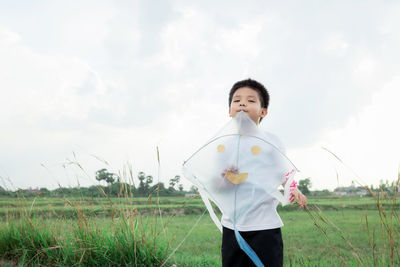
[229, 87, 267, 124]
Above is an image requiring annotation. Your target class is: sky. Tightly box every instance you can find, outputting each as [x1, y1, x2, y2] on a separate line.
[0, 0, 399, 191]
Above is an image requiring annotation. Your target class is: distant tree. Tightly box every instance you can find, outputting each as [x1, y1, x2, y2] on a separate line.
[152, 182, 167, 196]
[138, 172, 146, 195]
[322, 189, 330, 195]
[144, 175, 153, 195]
[169, 175, 180, 190]
[178, 184, 184, 192]
[169, 179, 174, 189]
[379, 179, 390, 193]
[298, 178, 312, 195]
[96, 169, 116, 185]
[190, 185, 198, 194]
[88, 185, 104, 197]
[53, 187, 71, 197]
[39, 187, 50, 195]
[310, 189, 331, 197]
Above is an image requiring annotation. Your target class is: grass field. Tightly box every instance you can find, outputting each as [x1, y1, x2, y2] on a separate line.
[0, 195, 399, 266]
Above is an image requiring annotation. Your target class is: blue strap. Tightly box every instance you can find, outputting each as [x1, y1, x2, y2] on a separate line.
[234, 227, 265, 267]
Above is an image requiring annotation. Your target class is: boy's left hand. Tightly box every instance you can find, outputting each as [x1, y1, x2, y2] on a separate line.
[292, 188, 307, 207]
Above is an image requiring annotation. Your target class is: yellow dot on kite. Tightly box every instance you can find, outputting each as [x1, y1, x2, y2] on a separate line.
[251, 145, 262, 155]
[217, 145, 226, 152]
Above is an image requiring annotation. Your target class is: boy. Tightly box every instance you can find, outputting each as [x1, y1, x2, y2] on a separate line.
[221, 78, 307, 267]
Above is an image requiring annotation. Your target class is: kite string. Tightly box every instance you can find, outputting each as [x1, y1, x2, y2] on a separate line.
[160, 209, 207, 267]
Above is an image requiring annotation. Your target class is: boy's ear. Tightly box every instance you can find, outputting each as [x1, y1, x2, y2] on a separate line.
[260, 108, 268, 118]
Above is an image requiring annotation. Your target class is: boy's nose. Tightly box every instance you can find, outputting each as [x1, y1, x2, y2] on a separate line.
[240, 103, 246, 106]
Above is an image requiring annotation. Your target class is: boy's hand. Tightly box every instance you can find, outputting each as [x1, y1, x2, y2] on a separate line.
[221, 165, 238, 178]
[292, 188, 307, 207]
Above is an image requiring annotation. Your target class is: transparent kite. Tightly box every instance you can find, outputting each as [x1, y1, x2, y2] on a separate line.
[182, 111, 299, 267]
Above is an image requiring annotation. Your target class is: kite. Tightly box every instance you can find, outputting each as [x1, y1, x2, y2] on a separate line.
[182, 111, 299, 267]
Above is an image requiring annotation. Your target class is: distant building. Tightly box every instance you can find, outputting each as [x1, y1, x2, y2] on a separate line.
[334, 186, 368, 196]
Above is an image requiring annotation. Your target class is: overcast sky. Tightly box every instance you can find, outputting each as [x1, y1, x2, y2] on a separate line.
[1, 1, 399, 191]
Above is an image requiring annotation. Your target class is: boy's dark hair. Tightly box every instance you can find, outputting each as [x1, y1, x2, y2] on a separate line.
[229, 78, 270, 109]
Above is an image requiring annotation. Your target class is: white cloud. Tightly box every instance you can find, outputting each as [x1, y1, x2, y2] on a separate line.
[0, 27, 115, 125]
[352, 52, 378, 85]
[322, 32, 349, 56]
[1, 1, 400, 192]
[158, 7, 210, 71]
[291, 75, 400, 189]
[216, 18, 264, 60]
[0, 25, 20, 44]
[0, 26, 121, 189]
[156, 6, 268, 74]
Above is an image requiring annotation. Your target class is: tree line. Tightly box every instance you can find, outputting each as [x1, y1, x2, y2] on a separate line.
[4, 169, 390, 199]
[0, 169, 198, 198]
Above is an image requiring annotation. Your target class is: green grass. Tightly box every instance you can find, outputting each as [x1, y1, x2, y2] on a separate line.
[0, 216, 169, 266]
[0, 196, 399, 266]
[1, 196, 394, 220]
[161, 209, 399, 266]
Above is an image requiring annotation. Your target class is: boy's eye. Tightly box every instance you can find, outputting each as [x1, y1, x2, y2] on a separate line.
[249, 100, 255, 103]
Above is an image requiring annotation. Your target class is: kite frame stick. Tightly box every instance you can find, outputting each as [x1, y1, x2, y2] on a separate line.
[184, 134, 299, 172]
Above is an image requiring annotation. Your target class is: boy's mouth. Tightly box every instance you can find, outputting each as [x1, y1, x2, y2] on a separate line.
[238, 109, 248, 112]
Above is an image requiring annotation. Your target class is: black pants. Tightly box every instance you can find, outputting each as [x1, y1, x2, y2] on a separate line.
[222, 227, 283, 267]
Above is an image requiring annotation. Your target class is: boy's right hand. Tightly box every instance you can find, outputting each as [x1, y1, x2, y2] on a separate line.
[221, 165, 239, 178]
[292, 188, 307, 207]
